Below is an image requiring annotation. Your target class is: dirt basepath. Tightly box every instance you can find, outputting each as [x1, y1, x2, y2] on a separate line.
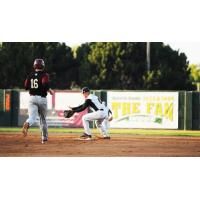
[1, 132, 200, 156]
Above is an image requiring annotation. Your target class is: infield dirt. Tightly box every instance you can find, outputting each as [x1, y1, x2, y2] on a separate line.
[1, 132, 200, 156]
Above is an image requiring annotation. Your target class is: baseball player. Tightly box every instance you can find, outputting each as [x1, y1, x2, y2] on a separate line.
[68, 87, 111, 140]
[22, 58, 54, 143]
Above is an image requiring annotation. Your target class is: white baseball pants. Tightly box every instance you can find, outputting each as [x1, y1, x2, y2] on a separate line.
[82, 110, 109, 136]
[26, 96, 48, 140]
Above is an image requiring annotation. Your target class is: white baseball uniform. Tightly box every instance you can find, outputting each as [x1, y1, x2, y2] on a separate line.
[26, 96, 48, 140]
[72, 94, 109, 136]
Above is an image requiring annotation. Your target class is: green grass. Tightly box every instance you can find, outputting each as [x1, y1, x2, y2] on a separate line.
[0, 127, 200, 137]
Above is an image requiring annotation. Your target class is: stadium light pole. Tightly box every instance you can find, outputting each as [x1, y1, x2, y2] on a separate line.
[146, 42, 151, 72]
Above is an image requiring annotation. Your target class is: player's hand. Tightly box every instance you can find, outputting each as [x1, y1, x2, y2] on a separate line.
[67, 106, 73, 111]
[49, 89, 54, 95]
[108, 116, 113, 121]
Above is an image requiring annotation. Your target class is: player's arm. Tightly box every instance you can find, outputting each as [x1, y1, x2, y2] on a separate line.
[48, 88, 54, 95]
[24, 78, 30, 90]
[71, 99, 90, 113]
[42, 73, 50, 91]
[42, 73, 54, 95]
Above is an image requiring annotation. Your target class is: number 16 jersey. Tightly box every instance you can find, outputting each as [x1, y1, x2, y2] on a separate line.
[24, 71, 50, 97]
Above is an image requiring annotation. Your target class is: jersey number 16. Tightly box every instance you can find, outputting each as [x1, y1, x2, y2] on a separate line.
[31, 79, 39, 89]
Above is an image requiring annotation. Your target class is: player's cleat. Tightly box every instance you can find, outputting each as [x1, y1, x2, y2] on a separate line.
[41, 137, 48, 144]
[80, 133, 92, 140]
[22, 122, 29, 137]
[103, 136, 111, 139]
[41, 139, 48, 144]
[97, 136, 111, 140]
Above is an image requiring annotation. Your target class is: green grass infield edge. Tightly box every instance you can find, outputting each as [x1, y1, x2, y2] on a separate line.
[0, 127, 200, 137]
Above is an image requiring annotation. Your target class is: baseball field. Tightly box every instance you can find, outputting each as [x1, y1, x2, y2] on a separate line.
[1, 128, 200, 156]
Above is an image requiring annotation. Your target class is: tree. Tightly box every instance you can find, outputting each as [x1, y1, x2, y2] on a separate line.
[188, 64, 200, 91]
[0, 42, 76, 89]
[0, 42, 195, 90]
[0, 43, 33, 88]
[76, 42, 193, 90]
[77, 42, 147, 89]
[44, 43, 76, 89]
[148, 43, 194, 90]
[75, 43, 97, 88]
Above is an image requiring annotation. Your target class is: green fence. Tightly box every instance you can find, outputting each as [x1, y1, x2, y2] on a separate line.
[192, 92, 200, 130]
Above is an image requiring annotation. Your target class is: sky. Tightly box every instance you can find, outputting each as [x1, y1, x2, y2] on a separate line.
[167, 42, 200, 64]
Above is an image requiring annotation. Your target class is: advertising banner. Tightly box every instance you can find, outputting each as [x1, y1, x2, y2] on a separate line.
[19, 91, 87, 127]
[107, 91, 179, 129]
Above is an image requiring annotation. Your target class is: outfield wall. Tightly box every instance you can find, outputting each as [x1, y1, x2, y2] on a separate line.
[0, 89, 199, 130]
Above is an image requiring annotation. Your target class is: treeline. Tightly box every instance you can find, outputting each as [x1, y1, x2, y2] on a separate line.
[0, 42, 194, 90]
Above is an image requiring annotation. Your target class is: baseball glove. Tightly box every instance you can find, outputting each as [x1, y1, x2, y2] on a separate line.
[64, 110, 75, 118]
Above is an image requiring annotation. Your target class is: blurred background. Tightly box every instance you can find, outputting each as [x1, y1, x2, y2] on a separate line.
[0, 42, 200, 91]
[0, 42, 199, 129]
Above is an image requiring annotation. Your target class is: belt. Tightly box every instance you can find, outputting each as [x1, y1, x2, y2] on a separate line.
[99, 109, 104, 111]
[30, 94, 46, 98]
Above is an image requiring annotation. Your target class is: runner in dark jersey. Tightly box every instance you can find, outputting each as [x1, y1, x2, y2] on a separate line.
[25, 70, 50, 97]
[22, 59, 54, 143]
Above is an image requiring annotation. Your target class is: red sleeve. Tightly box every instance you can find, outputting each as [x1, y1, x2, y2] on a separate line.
[24, 79, 30, 89]
[42, 73, 49, 84]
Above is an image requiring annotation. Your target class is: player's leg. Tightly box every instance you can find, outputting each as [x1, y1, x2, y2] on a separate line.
[38, 108, 48, 142]
[22, 97, 38, 136]
[38, 97, 48, 142]
[81, 112, 93, 138]
[101, 118, 110, 138]
[95, 118, 110, 139]
[81, 111, 106, 139]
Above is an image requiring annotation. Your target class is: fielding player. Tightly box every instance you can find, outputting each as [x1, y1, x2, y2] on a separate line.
[69, 87, 111, 140]
[22, 59, 54, 143]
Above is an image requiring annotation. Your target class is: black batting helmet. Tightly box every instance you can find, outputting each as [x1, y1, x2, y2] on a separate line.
[81, 87, 90, 93]
[33, 58, 45, 70]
